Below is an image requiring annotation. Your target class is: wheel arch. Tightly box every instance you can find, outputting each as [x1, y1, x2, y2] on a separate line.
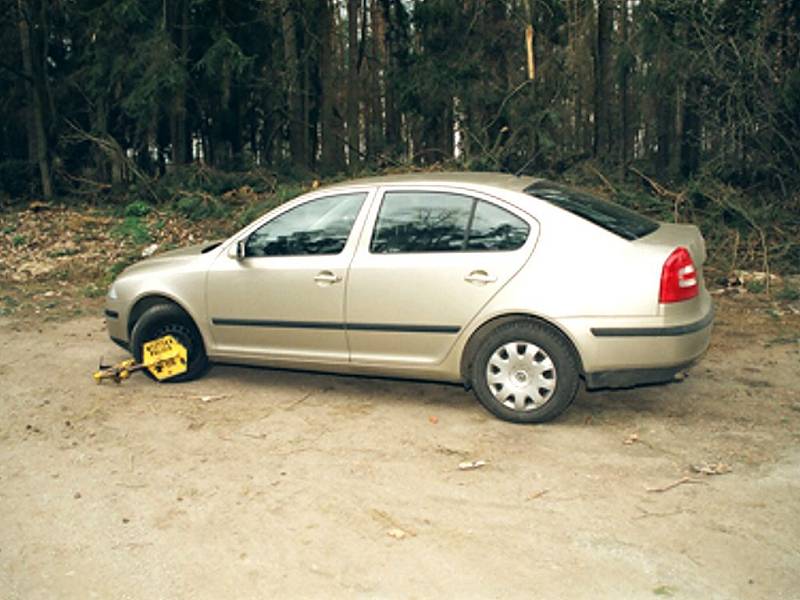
[127, 294, 197, 338]
[460, 313, 585, 386]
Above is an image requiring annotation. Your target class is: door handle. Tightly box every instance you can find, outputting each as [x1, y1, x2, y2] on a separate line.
[465, 270, 497, 285]
[314, 271, 342, 285]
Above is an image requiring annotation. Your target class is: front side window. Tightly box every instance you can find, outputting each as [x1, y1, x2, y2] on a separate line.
[371, 191, 529, 254]
[245, 192, 366, 257]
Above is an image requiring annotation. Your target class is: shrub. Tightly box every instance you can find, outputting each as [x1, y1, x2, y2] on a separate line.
[124, 199, 153, 217]
[112, 216, 151, 244]
[175, 193, 228, 221]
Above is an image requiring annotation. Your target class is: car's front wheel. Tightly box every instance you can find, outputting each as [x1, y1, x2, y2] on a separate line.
[470, 320, 579, 423]
[130, 304, 209, 383]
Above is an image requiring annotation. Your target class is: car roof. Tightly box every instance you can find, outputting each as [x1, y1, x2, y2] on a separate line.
[321, 171, 542, 193]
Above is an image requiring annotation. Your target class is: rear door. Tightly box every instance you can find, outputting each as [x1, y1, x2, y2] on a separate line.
[345, 186, 539, 367]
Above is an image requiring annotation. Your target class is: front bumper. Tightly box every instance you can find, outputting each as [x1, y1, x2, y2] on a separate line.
[104, 304, 129, 351]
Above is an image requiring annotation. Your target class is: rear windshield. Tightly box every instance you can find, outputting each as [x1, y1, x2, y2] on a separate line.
[524, 182, 658, 240]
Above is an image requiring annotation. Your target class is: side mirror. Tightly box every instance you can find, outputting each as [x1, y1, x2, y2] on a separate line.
[227, 239, 247, 260]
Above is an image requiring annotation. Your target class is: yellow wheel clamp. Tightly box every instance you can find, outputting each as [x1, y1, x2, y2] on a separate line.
[93, 335, 188, 383]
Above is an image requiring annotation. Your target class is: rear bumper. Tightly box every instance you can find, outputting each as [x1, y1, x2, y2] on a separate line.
[562, 305, 714, 387]
[584, 362, 693, 389]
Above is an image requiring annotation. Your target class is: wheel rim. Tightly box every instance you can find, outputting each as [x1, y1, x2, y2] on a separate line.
[485, 341, 557, 411]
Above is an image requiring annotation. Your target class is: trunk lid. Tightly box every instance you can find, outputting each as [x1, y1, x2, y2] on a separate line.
[637, 222, 707, 266]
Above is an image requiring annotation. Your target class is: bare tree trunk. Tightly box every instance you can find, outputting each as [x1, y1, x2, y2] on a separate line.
[619, 0, 632, 168]
[593, 0, 613, 160]
[171, 0, 190, 164]
[680, 17, 701, 178]
[93, 96, 111, 181]
[347, 0, 360, 169]
[281, 1, 306, 168]
[366, 0, 385, 162]
[37, 0, 55, 135]
[382, 0, 401, 157]
[17, 0, 52, 198]
[320, 0, 345, 173]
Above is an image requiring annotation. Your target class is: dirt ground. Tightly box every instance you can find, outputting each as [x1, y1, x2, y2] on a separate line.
[0, 296, 798, 600]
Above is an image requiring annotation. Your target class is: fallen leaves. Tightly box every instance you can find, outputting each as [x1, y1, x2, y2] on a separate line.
[386, 527, 411, 540]
[646, 476, 705, 493]
[526, 489, 549, 501]
[646, 462, 732, 493]
[187, 394, 229, 404]
[690, 462, 732, 476]
[458, 460, 487, 471]
[623, 432, 639, 445]
[370, 509, 416, 541]
[0, 201, 230, 318]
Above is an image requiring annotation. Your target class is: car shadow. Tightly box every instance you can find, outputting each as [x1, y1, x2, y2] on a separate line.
[194, 362, 699, 425]
[568, 378, 697, 424]
[202, 362, 477, 410]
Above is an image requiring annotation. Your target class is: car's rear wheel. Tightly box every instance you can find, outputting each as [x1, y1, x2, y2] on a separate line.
[470, 320, 579, 423]
[130, 304, 209, 383]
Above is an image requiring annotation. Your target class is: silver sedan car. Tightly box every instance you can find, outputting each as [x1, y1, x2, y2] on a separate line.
[105, 172, 713, 423]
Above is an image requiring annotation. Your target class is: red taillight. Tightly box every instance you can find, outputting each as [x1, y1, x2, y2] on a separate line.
[659, 247, 698, 303]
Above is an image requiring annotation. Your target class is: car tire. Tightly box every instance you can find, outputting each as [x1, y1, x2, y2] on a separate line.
[130, 303, 209, 383]
[470, 320, 579, 424]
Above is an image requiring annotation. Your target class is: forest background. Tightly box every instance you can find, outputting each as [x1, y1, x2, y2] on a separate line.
[1, 0, 799, 308]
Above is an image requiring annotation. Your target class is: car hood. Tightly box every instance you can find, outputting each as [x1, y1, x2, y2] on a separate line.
[156, 240, 223, 259]
[121, 240, 223, 276]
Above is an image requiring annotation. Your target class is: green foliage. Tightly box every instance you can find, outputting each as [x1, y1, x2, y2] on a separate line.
[107, 256, 137, 282]
[0, 295, 19, 317]
[1, 0, 797, 278]
[612, 188, 672, 222]
[112, 216, 151, 244]
[745, 279, 766, 294]
[776, 284, 800, 302]
[124, 200, 153, 217]
[120, 31, 188, 134]
[11, 234, 26, 247]
[175, 194, 228, 221]
[196, 32, 253, 80]
[148, 165, 275, 202]
[82, 284, 106, 299]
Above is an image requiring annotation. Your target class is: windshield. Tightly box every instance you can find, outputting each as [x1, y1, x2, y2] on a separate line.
[524, 182, 658, 241]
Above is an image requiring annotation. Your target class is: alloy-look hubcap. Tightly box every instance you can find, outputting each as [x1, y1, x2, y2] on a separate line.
[486, 341, 557, 411]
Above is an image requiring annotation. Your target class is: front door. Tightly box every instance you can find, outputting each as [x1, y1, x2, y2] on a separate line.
[345, 187, 537, 367]
[206, 191, 370, 363]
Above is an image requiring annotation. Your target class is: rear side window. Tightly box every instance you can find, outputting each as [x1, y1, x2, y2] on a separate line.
[371, 191, 529, 254]
[467, 201, 529, 251]
[525, 182, 658, 240]
[371, 192, 471, 253]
